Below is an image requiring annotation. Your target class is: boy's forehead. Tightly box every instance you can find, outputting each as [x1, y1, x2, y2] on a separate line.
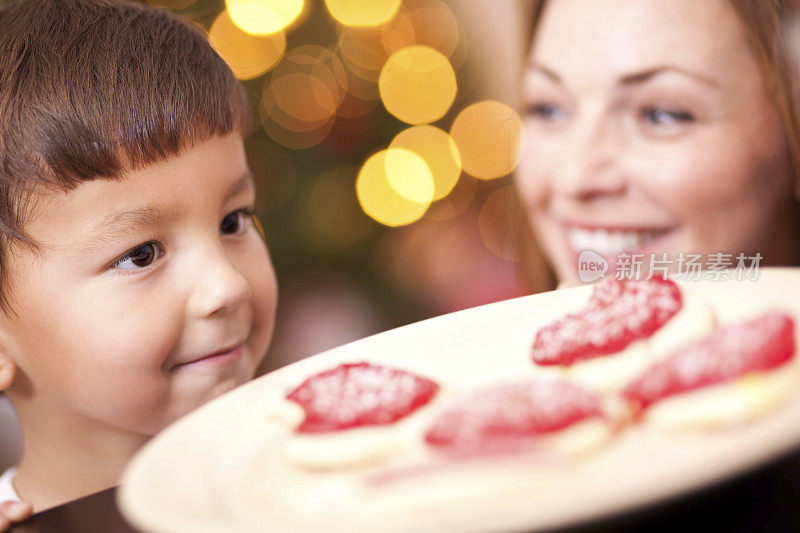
[23, 135, 254, 248]
[25, 158, 254, 250]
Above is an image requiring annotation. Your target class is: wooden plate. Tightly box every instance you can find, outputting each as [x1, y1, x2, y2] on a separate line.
[119, 268, 800, 533]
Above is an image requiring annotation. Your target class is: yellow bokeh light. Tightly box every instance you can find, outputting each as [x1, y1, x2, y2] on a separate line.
[379, 45, 457, 125]
[357, 150, 431, 227]
[260, 88, 335, 149]
[267, 46, 348, 125]
[344, 70, 380, 101]
[272, 72, 338, 122]
[337, 28, 386, 83]
[263, 80, 332, 132]
[384, 148, 435, 204]
[226, 0, 303, 36]
[382, 0, 463, 66]
[209, 11, 286, 80]
[324, 0, 401, 27]
[450, 100, 525, 180]
[389, 125, 461, 201]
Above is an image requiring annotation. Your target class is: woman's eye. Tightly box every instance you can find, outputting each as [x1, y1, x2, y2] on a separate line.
[527, 103, 566, 122]
[220, 208, 255, 235]
[112, 242, 163, 271]
[640, 106, 694, 126]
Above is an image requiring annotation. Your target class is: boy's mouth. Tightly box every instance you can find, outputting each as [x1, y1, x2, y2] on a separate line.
[173, 342, 245, 370]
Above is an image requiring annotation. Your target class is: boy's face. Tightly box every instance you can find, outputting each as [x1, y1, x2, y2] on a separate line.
[0, 133, 277, 435]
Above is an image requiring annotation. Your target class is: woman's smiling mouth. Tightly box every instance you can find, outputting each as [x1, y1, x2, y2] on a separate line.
[559, 222, 680, 275]
[565, 225, 675, 256]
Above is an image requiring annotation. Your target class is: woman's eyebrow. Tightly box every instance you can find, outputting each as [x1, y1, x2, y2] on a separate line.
[527, 62, 562, 84]
[527, 62, 721, 90]
[618, 65, 721, 88]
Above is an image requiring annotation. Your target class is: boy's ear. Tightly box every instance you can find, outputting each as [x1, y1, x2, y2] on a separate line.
[0, 325, 18, 391]
[0, 354, 16, 392]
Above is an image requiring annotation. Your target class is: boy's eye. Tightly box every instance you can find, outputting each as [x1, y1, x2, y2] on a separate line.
[113, 242, 163, 270]
[110, 208, 254, 273]
[221, 208, 255, 235]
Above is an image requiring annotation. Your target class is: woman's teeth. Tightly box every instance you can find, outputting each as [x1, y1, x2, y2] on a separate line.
[566, 227, 667, 256]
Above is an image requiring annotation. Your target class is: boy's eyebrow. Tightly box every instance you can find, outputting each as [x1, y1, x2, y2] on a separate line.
[84, 171, 255, 250]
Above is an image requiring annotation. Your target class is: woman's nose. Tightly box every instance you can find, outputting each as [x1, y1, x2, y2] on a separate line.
[187, 246, 252, 318]
[551, 115, 627, 201]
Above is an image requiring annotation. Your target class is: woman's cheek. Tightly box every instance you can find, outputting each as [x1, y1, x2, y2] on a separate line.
[627, 140, 739, 215]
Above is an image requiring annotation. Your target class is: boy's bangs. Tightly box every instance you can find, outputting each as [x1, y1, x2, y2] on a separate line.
[0, 0, 252, 188]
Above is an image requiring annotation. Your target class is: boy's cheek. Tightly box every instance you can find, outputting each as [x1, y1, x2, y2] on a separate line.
[248, 255, 279, 367]
[246, 311, 273, 369]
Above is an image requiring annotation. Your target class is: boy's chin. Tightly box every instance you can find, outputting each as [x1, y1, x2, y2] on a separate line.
[160, 374, 254, 427]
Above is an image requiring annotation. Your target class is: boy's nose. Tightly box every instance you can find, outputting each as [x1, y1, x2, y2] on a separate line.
[187, 249, 252, 318]
[551, 115, 627, 201]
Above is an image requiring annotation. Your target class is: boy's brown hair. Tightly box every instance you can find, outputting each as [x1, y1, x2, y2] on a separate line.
[0, 0, 251, 313]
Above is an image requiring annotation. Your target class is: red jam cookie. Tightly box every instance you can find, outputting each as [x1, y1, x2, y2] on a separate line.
[533, 277, 682, 366]
[424, 380, 604, 455]
[286, 362, 439, 433]
[623, 311, 796, 412]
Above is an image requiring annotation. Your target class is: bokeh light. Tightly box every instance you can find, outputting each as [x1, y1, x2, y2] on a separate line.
[270, 45, 347, 122]
[389, 125, 461, 201]
[450, 100, 525, 180]
[337, 27, 386, 84]
[209, 11, 286, 80]
[478, 185, 522, 261]
[343, 69, 381, 101]
[260, 91, 335, 149]
[378, 45, 457, 125]
[357, 150, 432, 226]
[260, 45, 348, 148]
[381, 0, 467, 70]
[225, 0, 304, 35]
[324, 0, 402, 27]
[384, 148, 435, 203]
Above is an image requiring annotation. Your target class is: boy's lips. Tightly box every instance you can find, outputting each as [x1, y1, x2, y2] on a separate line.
[172, 342, 245, 370]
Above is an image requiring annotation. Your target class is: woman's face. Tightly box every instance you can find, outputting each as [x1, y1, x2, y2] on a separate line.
[517, 0, 799, 283]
